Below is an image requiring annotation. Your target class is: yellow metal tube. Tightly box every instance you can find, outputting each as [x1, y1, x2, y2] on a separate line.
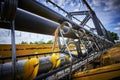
[0, 53, 71, 80]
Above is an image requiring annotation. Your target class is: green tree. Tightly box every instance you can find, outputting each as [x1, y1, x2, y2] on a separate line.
[38, 41, 46, 44]
[30, 42, 33, 44]
[108, 31, 119, 40]
[34, 41, 46, 44]
[34, 41, 38, 44]
[21, 41, 28, 44]
[46, 40, 53, 44]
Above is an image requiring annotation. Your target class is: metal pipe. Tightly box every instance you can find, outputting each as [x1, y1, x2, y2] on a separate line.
[18, 0, 86, 30]
[11, 20, 17, 80]
[0, 0, 114, 43]
[0, 8, 77, 39]
[0, 53, 70, 80]
[0, 9, 113, 44]
[18, 0, 69, 23]
[34, 51, 102, 80]
[82, 0, 92, 11]
[17, 0, 99, 35]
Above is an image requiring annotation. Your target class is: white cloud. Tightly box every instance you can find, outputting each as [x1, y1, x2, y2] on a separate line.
[72, 4, 80, 12]
[114, 27, 120, 31]
[70, 2, 74, 7]
[103, 0, 120, 11]
[117, 22, 120, 26]
[96, 11, 112, 28]
[58, 0, 64, 6]
[73, 8, 79, 11]
[89, 0, 120, 13]
[91, 0, 102, 7]
[113, 22, 120, 31]
[0, 29, 54, 44]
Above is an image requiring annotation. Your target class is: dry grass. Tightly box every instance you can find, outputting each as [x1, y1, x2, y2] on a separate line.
[101, 43, 120, 66]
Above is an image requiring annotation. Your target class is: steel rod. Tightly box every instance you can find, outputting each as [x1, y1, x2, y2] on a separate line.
[11, 20, 16, 80]
[0, 53, 71, 80]
[0, 8, 77, 39]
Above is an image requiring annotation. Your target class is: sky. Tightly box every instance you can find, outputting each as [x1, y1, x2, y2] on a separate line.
[88, 0, 120, 38]
[0, 0, 120, 44]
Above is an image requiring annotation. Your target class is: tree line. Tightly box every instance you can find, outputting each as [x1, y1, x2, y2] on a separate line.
[21, 40, 53, 44]
[21, 31, 119, 44]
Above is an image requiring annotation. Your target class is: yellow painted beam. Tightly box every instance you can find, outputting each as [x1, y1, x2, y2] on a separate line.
[0, 44, 75, 63]
[0, 44, 59, 57]
[72, 63, 120, 80]
[0, 44, 74, 57]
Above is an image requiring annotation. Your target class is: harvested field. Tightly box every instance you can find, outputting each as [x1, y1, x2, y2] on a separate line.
[101, 43, 120, 66]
